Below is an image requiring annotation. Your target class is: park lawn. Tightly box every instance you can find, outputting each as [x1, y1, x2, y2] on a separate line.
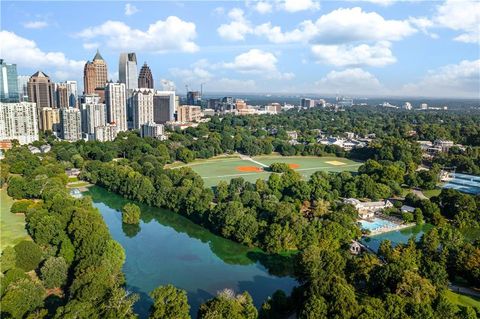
[0, 188, 29, 252]
[422, 188, 442, 198]
[173, 155, 362, 187]
[445, 290, 480, 309]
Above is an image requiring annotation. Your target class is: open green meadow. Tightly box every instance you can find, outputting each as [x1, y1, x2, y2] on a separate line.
[0, 188, 29, 252]
[171, 155, 362, 187]
[445, 290, 480, 309]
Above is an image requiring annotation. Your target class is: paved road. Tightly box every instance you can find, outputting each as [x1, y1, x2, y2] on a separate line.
[449, 284, 480, 298]
[412, 189, 428, 199]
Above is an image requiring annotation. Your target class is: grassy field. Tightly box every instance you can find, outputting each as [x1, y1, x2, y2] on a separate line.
[445, 290, 480, 309]
[171, 155, 362, 187]
[0, 188, 29, 252]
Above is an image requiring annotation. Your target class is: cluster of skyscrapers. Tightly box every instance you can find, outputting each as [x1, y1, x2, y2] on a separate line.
[0, 51, 180, 145]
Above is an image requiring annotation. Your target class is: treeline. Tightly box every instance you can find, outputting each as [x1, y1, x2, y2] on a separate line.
[0, 155, 137, 318]
[81, 160, 362, 253]
[293, 225, 480, 319]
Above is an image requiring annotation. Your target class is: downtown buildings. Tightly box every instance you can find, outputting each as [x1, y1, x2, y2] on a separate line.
[84, 50, 108, 101]
[138, 62, 154, 89]
[0, 59, 19, 103]
[119, 53, 138, 91]
[0, 102, 38, 145]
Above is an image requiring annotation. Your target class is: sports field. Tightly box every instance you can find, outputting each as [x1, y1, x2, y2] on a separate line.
[0, 188, 29, 252]
[170, 155, 362, 187]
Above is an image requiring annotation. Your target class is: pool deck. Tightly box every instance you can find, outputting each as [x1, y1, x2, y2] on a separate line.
[365, 222, 416, 236]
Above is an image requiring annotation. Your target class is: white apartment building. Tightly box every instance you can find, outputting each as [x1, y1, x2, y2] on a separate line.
[105, 82, 127, 132]
[95, 123, 118, 142]
[0, 102, 38, 145]
[60, 108, 82, 142]
[140, 121, 166, 140]
[132, 88, 154, 129]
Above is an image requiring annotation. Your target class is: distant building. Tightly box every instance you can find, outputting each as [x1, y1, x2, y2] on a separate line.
[403, 102, 412, 110]
[138, 62, 154, 89]
[140, 121, 166, 139]
[17, 75, 30, 102]
[40, 107, 60, 133]
[105, 82, 127, 132]
[187, 91, 201, 106]
[60, 108, 81, 141]
[337, 97, 354, 108]
[235, 99, 247, 110]
[286, 130, 298, 141]
[0, 59, 19, 102]
[56, 83, 69, 108]
[420, 103, 428, 110]
[265, 103, 282, 114]
[94, 123, 118, 142]
[207, 98, 221, 110]
[401, 205, 415, 213]
[301, 98, 315, 108]
[132, 88, 154, 129]
[177, 105, 202, 122]
[153, 91, 176, 124]
[434, 140, 454, 152]
[119, 53, 138, 91]
[0, 102, 39, 145]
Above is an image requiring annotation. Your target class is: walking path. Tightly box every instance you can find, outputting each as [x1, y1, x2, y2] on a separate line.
[239, 154, 268, 168]
[449, 284, 480, 298]
[412, 189, 428, 199]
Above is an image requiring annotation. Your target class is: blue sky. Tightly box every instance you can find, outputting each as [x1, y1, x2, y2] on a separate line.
[1, 0, 479, 97]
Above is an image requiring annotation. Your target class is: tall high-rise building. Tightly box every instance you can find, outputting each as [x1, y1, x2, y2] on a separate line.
[83, 50, 108, 95]
[17, 76, 30, 102]
[138, 62, 154, 89]
[40, 107, 60, 132]
[82, 101, 107, 139]
[153, 91, 176, 124]
[105, 82, 127, 132]
[27, 71, 56, 131]
[301, 98, 315, 108]
[235, 99, 247, 110]
[119, 53, 138, 91]
[27, 71, 56, 108]
[0, 60, 19, 102]
[56, 83, 69, 108]
[65, 80, 78, 107]
[132, 88, 154, 129]
[0, 102, 38, 144]
[60, 108, 81, 141]
[187, 91, 201, 106]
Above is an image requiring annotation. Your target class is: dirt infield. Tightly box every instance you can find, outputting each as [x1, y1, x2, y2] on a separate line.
[288, 164, 300, 169]
[236, 166, 264, 172]
[325, 160, 346, 166]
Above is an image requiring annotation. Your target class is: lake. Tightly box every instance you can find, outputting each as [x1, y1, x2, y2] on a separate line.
[85, 186, 298, 318]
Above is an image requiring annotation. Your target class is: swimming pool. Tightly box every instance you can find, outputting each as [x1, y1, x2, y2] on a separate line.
[359, 218, 397, 232]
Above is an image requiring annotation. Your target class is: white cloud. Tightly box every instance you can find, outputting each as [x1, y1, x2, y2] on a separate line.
[401, 59, 480, 98]
[316, 68, 384, 95]
[253, 1, 273, 14]
[222, 49, 294, 79]
[23, 21, 49, 29]
[170, 66, 213, 84]
[408, 17, 438, 39]
[125, 3, 139, 16]
[0, 30, 84, 81]
[351, 0, 395, 6]
[311, 41, 396, 67]
[434, 0, 480, 43]
[254, 7, 416, 44]
[280, 0, 320, 12]
[217, 8, 252, 41]
[77, 17, 198, 53]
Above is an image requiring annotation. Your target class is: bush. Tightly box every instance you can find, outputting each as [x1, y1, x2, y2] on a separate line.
[40, 257, 68, 288]
[0, 246, 17, 272]
[10, 200, 34, 214]
[122, 203, 141, 224]
[14, 240, 43, 271]
[269, 163, 292, 173]
[402, 212, 414, 223]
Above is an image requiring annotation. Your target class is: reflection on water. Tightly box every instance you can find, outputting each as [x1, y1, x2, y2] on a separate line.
[86, 186, 298, 318]
[361, 223, 434, 252]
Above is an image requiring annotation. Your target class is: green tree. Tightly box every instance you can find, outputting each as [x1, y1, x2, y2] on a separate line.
[299, 295, 328, 319]
[40, 257, 68, 289]
[14, 240, 43, 271]
[122, 203, 141, 224]
[0, 246, 17, 272]
[0, 278, 45, 318]
[198, 290, 257, 319]
[149, 284, 190, 319]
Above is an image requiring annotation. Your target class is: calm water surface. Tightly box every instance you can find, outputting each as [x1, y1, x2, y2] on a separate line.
[86, 186, 298, 318]
[361, 223, 434, 252]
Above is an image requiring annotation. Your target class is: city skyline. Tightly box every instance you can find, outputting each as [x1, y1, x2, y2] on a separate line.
[1, 0, 479, 98]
